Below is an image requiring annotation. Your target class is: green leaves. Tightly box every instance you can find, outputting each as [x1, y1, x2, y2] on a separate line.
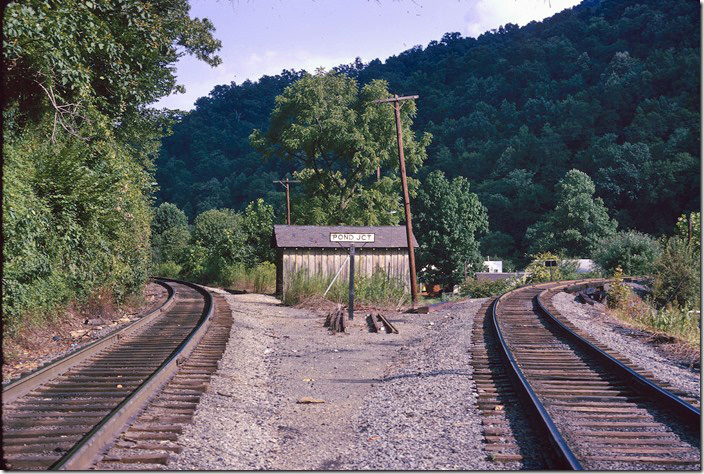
[4, 0, 222, 129]
[524, 170, 617, 257]
[414, 170, 488, 287]
[251, 72, 430, 225]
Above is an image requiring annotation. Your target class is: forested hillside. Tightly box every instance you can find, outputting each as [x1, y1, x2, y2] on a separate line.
[156, 0, 699, 264]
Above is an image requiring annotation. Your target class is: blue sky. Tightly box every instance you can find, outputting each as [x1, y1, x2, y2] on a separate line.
[154, 0, 582, 110]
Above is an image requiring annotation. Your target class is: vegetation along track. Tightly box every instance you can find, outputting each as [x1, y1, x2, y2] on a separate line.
[1, 278, 232, 470]
[476, 279, 700, 470]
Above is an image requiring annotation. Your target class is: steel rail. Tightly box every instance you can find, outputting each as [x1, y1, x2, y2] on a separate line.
[491, 284, 584, 470]
[536, 282, 701, 433]
[2, 279, 175, 404]
[48, 277, 215, 470]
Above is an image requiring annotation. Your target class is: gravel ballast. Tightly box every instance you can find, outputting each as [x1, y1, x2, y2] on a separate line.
[168, 292, 494, 470]
[167, 288, 699, 470]
[552, 291, 700, 402]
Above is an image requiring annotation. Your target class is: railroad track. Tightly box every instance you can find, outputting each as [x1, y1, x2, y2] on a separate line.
[474, 279, 700, 470]
[1, 278, 231, 470]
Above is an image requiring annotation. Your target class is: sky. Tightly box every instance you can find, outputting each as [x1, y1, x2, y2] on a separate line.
[153, 0, 583, 110]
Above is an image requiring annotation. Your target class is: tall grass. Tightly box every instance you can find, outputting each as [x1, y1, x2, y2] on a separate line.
[221, 262, 276, 294]
[282, 269, 409, 309]
[611, 291, 700, 349]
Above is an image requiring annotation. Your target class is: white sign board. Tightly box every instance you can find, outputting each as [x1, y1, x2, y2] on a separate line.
[330, 233, 375, 243]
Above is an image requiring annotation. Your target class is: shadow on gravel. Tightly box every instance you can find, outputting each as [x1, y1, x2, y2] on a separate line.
[381, 368, 473, 382]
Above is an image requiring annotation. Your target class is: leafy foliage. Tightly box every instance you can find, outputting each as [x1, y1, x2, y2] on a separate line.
[152, 203, 189, 236]
[250, 71, 431, 225]
[524, 170, 617, 257]
[592, 230, 661, 276]
[3, 0, 221, 335]
[156, 0, 699, 265]
[242, 199, 275, 265]
[524, 252, 562, 283]
[652, 237, 700, 310]
[606, 266, 631, 309]
[414, 171, 488, 286]
[460, 277, 519, 298]
[675, 212, 700, 256]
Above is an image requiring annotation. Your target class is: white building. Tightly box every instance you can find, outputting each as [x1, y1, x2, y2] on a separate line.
[483, 260, 503, 273]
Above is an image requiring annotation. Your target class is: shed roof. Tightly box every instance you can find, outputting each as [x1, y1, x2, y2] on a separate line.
[273, 225, 418, 249]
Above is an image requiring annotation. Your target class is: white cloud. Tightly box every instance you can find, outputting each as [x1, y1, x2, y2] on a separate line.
[465, 0, 581, 38]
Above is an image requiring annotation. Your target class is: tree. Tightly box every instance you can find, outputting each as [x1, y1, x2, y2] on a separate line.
[3, 0, 222, 333]
[250, 71, 431, 225]
[4, 0, 221, 128]
[414, 171, 488, 287]
[592, 231, 661, 276]
[151, 203, 190, 264]
[152, 203, 188, 236]
[524, 170, 617, 257]
[242, 199, 275, 265]
[193, 209, 247, 263]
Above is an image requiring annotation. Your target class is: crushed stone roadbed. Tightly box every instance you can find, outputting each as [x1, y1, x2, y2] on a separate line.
[167, 290, 494, 470]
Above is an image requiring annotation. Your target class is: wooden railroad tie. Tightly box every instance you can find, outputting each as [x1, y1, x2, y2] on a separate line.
[324, 307, 346, 333]
[366, 313, 398, 334]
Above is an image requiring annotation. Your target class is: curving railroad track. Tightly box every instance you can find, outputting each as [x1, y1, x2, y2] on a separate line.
[475, 279, 700, 470]
[1, 278, 230, 470]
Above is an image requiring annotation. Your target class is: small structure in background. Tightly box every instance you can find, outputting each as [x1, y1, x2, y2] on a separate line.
[475, 271, 525, 282]
[574, 259, 596, 274]
[483, 260, 503, 273]
[272, 225, 418, 297]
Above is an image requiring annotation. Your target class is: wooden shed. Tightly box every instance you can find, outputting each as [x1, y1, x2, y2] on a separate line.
[272, 225, 419, 297]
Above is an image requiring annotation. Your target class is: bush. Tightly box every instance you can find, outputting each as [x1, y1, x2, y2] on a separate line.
[152, 261, 182, 279]
[3, 124, 152, 337]
[524, 252, 562, 283]
[652, 237, 700, 309]
[606, 266, 631, 309]
[592, 231, 661, 276]
[460, 277, 519, 298]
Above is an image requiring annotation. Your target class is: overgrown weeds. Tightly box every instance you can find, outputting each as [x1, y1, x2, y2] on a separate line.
[221, 262, 276, 294]
[608, 288, 700, 351]
[282, 269, 409, 310]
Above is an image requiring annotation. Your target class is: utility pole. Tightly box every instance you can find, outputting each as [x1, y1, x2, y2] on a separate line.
[273, 179, 300, 225]
[373, 94, 420, 304]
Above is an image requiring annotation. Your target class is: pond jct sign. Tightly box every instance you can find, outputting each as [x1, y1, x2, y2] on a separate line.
[329, 233, 375, 243]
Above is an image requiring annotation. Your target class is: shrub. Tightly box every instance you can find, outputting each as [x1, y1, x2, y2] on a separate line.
[606, 266, 631, 309]
[460, 278, 519, 298]
[153, 261, 182, 279]
[652, 237, 700, 309]
[524, 252, 562, 283]
[592, 231, 661, 276]
[152, 225, 191, 263]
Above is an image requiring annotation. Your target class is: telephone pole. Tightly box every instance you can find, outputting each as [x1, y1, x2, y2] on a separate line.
[273, 179, 300, 225]
[373, 94, 420, 304]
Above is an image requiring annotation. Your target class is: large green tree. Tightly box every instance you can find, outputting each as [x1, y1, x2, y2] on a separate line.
[524, 169, 617, 257]
[158, 0, 699, 258]
[414, 171, 488, 287]
[3, 0, 221, 334]
[250, 71, 431, 225]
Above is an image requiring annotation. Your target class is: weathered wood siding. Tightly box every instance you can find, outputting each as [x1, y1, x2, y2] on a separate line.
[279, 247, 411, 294]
